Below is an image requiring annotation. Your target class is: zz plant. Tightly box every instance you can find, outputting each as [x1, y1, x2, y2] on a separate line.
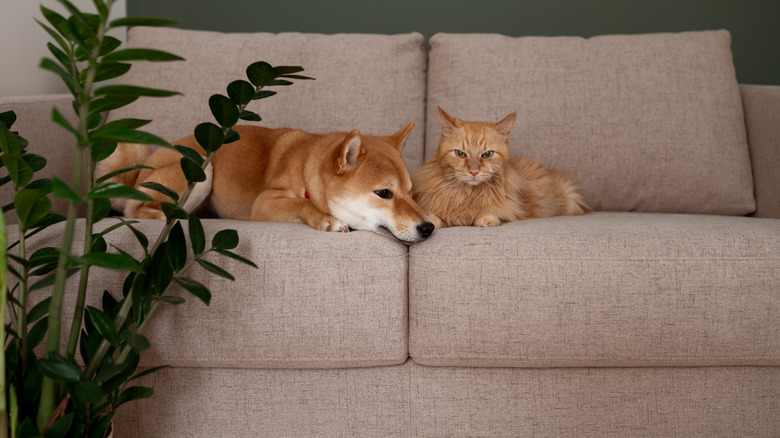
[1, 1, 313, 437]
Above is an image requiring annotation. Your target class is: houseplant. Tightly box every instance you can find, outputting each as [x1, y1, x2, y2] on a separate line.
[1, 0, 312, 436]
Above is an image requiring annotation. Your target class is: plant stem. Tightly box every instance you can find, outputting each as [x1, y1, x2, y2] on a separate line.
[15, 225, 28, 378]
[1, 212, 10, 438]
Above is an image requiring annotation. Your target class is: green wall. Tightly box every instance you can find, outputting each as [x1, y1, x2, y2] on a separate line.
[128, 0, 779, 85]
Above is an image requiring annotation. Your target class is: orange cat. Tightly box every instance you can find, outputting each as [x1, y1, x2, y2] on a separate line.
[412, 107, 588, 228]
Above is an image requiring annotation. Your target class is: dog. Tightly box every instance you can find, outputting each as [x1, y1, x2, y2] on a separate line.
[95, 123, 435, 243]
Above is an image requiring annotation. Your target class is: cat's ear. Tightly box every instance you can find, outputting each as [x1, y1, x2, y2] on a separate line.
[438, 106, 459, 138]
[495, 112, 516, 138]
[388, 121, 415, 153]
[337, 130, 363, 174]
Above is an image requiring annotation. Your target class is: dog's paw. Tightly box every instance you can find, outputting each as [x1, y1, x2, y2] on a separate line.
[134, 206, 165, 220]
[310, 214, 350, 233]
[427, 213, 444, 229]
[474, 212, 501, 227]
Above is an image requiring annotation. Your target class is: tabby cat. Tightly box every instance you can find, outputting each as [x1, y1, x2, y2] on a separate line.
[412, 107, 588, 228]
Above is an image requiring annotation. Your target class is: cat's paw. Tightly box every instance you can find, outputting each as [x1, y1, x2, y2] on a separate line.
[474, 213, 501, 227]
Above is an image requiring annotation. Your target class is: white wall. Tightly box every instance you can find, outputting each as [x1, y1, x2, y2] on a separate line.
[0, 0, 127, 97]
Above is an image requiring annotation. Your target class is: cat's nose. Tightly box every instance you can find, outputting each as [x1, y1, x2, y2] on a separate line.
[469, 170, 479, 176]
[417, 221, 435, 239]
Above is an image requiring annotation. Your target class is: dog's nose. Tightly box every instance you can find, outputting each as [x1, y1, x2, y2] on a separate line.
[417, 221, 435, 239]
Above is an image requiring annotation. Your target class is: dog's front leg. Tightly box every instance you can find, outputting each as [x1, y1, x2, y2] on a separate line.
[251, 189, 349, 232]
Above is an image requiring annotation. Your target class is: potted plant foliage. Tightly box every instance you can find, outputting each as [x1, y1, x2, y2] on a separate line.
[1, 1, 312, 436]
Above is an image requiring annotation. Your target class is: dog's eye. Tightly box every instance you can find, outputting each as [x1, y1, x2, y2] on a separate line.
[482, 151, 494, 158]
[374, 189, 393, 199]
[454, 150, 466, 158]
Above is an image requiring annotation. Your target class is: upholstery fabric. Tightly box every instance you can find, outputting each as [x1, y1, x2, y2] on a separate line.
[426, 30, 755, 214]
[21, 219, 409, 369]
[741, 84, 780, 219]
[410, 212, 780, 367]
[109, 28, 429, 170]
[114, 360, 780, 437]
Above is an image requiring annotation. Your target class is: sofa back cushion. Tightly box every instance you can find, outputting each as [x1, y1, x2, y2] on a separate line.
[426, 30, 755, 214]
[109, 27, 428, 170]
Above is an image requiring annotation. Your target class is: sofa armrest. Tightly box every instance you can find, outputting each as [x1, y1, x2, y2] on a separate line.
[1, 94, 80, 222]
[741, 84, 780, 219]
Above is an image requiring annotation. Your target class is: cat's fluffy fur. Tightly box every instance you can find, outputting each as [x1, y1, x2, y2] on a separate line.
[412, 107, 588, 227]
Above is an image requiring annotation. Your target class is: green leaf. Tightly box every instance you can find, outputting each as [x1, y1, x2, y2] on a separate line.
[268, 79, 294, 86]
[51, 107, 79, 136]
[93, 197, 112, 222]
[253, 90, 277, 100]
[115, 386, 154, 407]
[22, 153, 47, 173]
[173, 277, 211, 305]
[88, 182, 153, 201]
[194, 122, 224, 153]
[0, 123, 21, 154]
[40, 6, 80, 44]
[209, 94, 239, 128]
[215, 249, 258, 269]
[74, 381, 104, 404]
[138, 181, 179, 202]
[80, 252, 143, 272]
[47, 42, 72, 72]
[27, 297, 51, 323]
[51, 175, 82, 202]
[94, 84, 181, 98]
[122, 331, 151, 352]
[152, 295, 186, 305]
[197, 259, 235, 281]
[40, 57, 79, 95]
[279, 74, 315, 80]
[86, 306, 122, 349]
[238, 110, 261, 122]
[174, 144, 205, 165]
[27, 316, 49, 350]
[15, 189, 52, 231]
[0, 110, 16, 129]
[109, 17, 178, 28]
[92, 141, 118, 161]
[130, 364, 170, 381]
[96, 164, 153, 185]
[2, 155, 34, 189]
[180, 157, 206, 183]
[246, 61, 276, 87]
[93, 61, 132, 82]
[98, 117, 152, 131]
[167, 221, 187, 271]
[273, 65, 305, 75]
[227, 80, 255, 106]
[46, 411, 75, 438]
[90, 128, 171, 148]
[36, 18, 69, 52]
[102, 48, 184, 63]
[212, 229, 239, 250]
[188, 213, 205, 256]
[224, 129, 240, 144]
[38, 353, 83, 383]
[161, 202, 187, 220]
[89, 95, 138, 115]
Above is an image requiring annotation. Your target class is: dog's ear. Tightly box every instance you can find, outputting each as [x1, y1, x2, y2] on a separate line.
[438, 106, 459, 138]
[337, 130, 363, 173]
[389, 121, 415, 153]
[495, 112, 516, 138]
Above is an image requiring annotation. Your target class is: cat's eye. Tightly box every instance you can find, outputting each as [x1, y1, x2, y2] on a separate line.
[374, 189, 393, 199]
[481, 151, 495, 158]
[454, 150, 466, 158]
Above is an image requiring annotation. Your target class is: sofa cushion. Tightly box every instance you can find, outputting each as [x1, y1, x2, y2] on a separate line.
[24, 219, 410, 369]
[409, 212, 780, 367]
[109, 27, 428, 170]
[426, 30, 755, 214]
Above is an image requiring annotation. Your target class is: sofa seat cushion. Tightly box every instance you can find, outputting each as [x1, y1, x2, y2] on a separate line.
[25, 219, 410, 369]
[426, 31, 755, 214]
[409, 212, 780, 367]
[110, 27, 428, 170]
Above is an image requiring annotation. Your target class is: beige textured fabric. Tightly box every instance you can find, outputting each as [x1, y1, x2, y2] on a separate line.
[109, 28, 429, 170]
[0, 94, 80, 220]
[426, 31, 755, 214]
[410, 212, 780, 367]
[114, 361, 780, 437]
[20, 218, 409, 368]
[741, 84, 780, 219]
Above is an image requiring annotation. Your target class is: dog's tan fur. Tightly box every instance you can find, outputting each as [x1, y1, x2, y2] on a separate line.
[96, 123, 435, 242]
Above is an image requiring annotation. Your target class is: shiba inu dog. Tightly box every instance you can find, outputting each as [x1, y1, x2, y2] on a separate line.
[96, 123, 435, 243]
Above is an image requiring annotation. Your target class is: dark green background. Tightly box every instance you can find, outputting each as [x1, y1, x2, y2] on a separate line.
[128, 0, 779, 85]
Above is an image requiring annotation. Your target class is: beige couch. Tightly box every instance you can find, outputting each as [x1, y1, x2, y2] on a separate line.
[3, 27, 779, 437]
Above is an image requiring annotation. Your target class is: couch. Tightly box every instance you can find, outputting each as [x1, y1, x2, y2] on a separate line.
[2, 27, 779, 437]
